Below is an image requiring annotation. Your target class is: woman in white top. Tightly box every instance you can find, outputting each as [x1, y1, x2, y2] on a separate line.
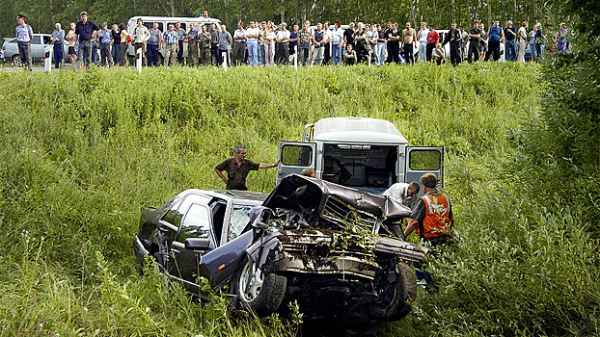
[517, 21, 528, 63]
[264, 22, 276, 66]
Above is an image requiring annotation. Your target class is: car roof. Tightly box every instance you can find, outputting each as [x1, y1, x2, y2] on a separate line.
[179, 189, 266, 204]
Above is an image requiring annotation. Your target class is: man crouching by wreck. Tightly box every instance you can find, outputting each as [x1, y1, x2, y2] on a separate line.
[403, 173, 454, 245]
[214, 144, 279, 190]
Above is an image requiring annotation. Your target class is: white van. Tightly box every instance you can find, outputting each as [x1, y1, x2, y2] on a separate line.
[277, 117, 444, 194]
[437, 29, 506, 61]
[127, 15, 221, 62]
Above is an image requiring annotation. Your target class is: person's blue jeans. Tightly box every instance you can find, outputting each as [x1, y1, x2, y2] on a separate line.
[53, 43, 63, 69]
[77, 40, 92, 71]
[146, 44, 159, 66]
[529, 42, 537, 61]
[505, 40, 516, 61]
[247, 40, 258, 67]
[92, 43, 100, 64]
[375, 43, 386, 65]
[258, 44, 265, 65]
[418, 41, 427, 63]
[111, 43, 120, 66]
[332, 44, 342, 65]
[535, 44, 544, 60]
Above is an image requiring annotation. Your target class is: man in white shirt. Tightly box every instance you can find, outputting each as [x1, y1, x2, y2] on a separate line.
[233, 21, 246, 66]
[245, 21, 260, 66]
[275, 22, 290, 65]
[331, 21, 344, 65]
[383, 181, 420, 210]
[417, 22, 430, 63]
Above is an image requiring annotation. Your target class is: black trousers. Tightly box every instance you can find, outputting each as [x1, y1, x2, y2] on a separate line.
[426, 43, 435, 61]
[403, 44, 414, 64]
[386, 43, 400, 63]
[485, 40, 501, 61]
[323, 43, 331, 65]
[233, 42, 246, 66]
[211, 43, 220, 65]
[449, 44, 461, 65]
[276, 42, 289, 65]
[467, 42, 479, 63]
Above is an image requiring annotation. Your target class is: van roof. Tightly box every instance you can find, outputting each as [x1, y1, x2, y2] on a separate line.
[314, 117, 408, 144]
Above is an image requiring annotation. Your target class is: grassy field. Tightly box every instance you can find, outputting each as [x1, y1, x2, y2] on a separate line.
[0, 63, 597, 336]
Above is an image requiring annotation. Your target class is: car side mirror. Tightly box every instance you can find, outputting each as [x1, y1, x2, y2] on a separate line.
[184, 238, 211, 250]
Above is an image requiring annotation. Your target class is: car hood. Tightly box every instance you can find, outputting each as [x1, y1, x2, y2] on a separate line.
[263, 174, 411, 228]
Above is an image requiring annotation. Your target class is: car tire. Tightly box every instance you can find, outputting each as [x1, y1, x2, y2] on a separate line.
[12, 55, 20, 67]
[232, 256, 287, 316]
[369, 262, 417, 321]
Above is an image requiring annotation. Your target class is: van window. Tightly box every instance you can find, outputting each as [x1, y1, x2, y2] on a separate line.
[408, 150, 442, 171]
[168, 22, 186, 31]
[281, 145, 313, 166]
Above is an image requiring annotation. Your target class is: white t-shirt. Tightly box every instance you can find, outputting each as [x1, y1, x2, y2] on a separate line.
[245, 27, 259, 41]
[418, 28, 430, 42]
[383, 183, 410, 203]
[234, 29, 246, 41]
[331, 28, 343, 45]
[276, 30, 290, 42]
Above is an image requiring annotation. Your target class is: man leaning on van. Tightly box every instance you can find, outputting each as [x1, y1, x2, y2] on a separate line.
[133, 18, 150, 66]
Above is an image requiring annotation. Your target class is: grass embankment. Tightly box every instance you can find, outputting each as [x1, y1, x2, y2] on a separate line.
[0, 64, 597, 336]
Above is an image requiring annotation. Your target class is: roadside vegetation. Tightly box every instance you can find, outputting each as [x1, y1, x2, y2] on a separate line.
[0, 60, 597, 336]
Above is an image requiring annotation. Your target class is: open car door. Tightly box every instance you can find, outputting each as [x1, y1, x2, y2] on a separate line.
[404, 146, 444, 189]
[276, 141, 316, 184]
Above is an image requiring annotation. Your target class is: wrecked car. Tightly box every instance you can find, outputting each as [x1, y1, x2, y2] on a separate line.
[133, 174, 428, 323]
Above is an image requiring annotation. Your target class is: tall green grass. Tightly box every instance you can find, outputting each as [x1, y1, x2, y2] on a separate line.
[0, 63, 596, 336]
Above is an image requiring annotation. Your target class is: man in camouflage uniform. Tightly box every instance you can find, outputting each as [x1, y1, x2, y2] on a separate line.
[187, 23, 200, 66]
[198, 25, 212, 65]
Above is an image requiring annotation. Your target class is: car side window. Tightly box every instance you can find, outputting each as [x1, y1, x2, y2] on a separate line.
[178, 203, 211, 241]
[43, 36, 52, 45]
[162, 193, 211, 228]
[32, 36, 41, 45]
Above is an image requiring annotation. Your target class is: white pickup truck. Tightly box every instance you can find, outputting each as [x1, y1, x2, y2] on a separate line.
[277, 117, 444, 194]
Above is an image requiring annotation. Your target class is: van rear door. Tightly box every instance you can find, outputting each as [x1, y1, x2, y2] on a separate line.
[277, 142, 316, 184]
[404, 146, 444, 187]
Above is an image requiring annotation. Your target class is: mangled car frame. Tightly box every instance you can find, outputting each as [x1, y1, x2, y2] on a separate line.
[133, 174, 428, 323]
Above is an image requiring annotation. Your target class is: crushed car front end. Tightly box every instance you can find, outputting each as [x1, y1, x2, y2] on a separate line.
[255, 174, 428, 321]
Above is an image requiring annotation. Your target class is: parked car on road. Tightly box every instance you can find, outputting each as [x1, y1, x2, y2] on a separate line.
[2, 34, 69, 66]
[133, 174, 428, 328]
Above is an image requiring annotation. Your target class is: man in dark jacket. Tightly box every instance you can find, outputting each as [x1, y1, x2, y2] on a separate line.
[442, 22, 462, 65]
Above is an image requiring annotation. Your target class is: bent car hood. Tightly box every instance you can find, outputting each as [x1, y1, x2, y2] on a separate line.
[263, 174, 411, 226]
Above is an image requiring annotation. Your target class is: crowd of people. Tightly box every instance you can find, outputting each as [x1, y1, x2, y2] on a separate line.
[14, 11, 572, 71]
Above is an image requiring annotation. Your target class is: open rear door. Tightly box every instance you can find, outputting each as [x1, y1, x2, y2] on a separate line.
[277, 142, 316, 184]
[404, 146, 444, 188]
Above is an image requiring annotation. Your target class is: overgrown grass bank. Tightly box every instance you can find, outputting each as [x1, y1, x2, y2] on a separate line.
[0, 64, 596, 336]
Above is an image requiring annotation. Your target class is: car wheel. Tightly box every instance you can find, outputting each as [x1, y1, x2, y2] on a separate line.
[12, 55, 21, 67]
[370, 262, 416, 321]
[233, 257, 287, 316]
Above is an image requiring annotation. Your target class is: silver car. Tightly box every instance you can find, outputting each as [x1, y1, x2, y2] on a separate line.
[2, 34, 70, 66]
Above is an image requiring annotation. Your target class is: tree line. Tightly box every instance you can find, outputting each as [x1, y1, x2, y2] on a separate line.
[2, 0, 570, 39]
